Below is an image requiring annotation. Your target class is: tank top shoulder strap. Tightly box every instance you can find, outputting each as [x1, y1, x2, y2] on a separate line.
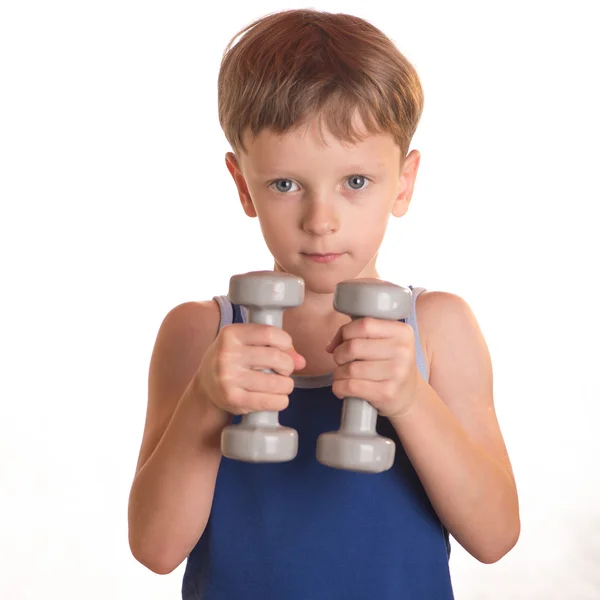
[213, 295, 243, 328]
[407, 286, 429, 382]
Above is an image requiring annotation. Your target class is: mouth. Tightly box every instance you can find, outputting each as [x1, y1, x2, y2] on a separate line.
[301, 252, 344, 263]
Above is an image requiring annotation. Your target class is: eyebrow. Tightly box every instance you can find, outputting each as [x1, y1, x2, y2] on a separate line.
[255, 163, 386, 176]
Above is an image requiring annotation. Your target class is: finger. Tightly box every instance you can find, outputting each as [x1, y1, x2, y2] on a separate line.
[239, 345, 297, 376]
[286, 347, 307, 371]
[229, 389, 291, 414]
[334, 359, 396, 382]
[242, 369, 295, 396]
[339, 317, 406, 341]
[228, 323, 298, 353]
[333, 337, 398, 365]
[332, 378, 390, 404]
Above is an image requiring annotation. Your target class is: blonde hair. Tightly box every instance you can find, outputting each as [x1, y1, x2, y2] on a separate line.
[217, 9, 424, 163]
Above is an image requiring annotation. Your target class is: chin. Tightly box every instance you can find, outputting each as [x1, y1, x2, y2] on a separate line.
[304, 279, 338, 295]
[274, 256, 369, 292]
[298, 268, 355, 295]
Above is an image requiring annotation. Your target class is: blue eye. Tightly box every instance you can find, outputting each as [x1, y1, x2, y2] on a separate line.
[271, 179, 299, 193]
[346, 175, 368, 190]
[269, 176, 369, 193]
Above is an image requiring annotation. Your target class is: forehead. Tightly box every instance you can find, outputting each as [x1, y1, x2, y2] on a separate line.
[244, 123, 400, 174]
[241, 115, 399, 174]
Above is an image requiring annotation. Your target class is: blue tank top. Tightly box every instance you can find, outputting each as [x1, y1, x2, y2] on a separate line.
[182, 286, 454, 599]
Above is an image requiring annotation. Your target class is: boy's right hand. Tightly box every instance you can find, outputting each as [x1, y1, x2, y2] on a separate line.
[196, 324, 306, 415]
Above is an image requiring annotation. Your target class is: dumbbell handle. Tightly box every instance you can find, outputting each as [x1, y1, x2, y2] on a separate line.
[340, 315, 378, 435]
[239, 306, 282, 428]
[247, 307, 282, 328]
[340, 397, 377, 434]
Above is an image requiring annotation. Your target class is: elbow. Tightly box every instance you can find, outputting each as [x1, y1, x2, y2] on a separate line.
[131, 546, 181, 575]
[128, 498, 186, 574]
[476, 519, 521, 564]
[129, 534, 183, 575]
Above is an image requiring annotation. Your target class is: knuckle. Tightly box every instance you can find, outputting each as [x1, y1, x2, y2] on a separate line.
[216, 351, 237, 378]
[261, 326, 276, 345]
[347, 360, 361, 378]
[285, 353, 296, 374]
[227, 387, 244, 409]
[283, 376, 295, 395]
[383, 380, 396, 398]
[274, 349, 291, 374]
[262, 349, 282, 375]
[274, 350, 294, 376]
[266, 373, 283, 394]
[214, 353, 229, 377]
[215, 345, 231, 362]
[271, 375, 293, 396]
[265, 325, 286, 347]
[348, 338, 360, 355]
[276, 394, 290, 411]
[358, 319, 370, 335]
[261, 394, 287, 412]
[367, 316, 379, 330]
[219, 325, 238, 347]
[346, 378, 361, 397]
[331, 381, 344, 399]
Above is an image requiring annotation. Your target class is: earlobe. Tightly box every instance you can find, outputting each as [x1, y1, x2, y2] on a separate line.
[391, 198, 409, 218]
[225, 152, 257, 218]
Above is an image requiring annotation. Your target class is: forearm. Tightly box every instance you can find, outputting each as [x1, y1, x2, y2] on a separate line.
[389, 379, 520, 564]
[128, 383, 230, 574]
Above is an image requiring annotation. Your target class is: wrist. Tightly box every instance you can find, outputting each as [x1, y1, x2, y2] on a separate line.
[387, 378, 428, 426]
[182, 376, 230, 429]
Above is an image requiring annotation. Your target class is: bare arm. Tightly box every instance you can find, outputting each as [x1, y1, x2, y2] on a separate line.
[389, 292, 520, 564]
[128, 300, 230, 574]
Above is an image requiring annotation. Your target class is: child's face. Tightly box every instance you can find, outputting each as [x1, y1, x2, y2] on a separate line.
[226, 113, 420, 293]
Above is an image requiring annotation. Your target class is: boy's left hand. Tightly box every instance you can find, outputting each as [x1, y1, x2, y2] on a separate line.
[325, 317, 422, 418]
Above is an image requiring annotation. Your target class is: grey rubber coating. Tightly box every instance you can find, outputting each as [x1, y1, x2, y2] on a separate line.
[316, 279, 413, 473]
[220, 271, 304, 463]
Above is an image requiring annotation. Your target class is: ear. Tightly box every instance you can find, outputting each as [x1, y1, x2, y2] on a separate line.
[225, 152, 257, 218]
[392, 149, 421, 218]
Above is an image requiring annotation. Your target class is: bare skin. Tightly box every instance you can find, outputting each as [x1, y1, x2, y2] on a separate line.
[128, 114, 519, 573]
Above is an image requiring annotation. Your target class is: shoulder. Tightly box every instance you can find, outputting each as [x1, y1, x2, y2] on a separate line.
[413, 289, 515, 485]
[134, 299, 221, 474]
[157, 299, 221, 342]
[415, 290, 496, 426]
[151, 299, 222, 385]
[415, 289, 477, 336]
[412, 290, 464, 376]
[414, 289, 491, 395]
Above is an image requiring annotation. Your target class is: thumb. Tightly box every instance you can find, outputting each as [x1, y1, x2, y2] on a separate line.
[287, 347, 306, 371]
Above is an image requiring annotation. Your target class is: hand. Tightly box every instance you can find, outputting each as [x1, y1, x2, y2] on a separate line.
[325, 317, 421, 418]
[196, 323, 306, 415]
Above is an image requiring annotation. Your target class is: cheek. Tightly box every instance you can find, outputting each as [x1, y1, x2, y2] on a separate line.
[256, 208, 295, 244]
[350, 205, 389, 239]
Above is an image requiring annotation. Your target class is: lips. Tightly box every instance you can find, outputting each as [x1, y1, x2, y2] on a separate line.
[301, 252, 344, 263]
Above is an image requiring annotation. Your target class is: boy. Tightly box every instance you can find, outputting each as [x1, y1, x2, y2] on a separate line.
[128, 8, 520, 599]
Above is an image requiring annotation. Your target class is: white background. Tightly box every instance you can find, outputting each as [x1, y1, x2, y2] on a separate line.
[1, 1, 599, 598]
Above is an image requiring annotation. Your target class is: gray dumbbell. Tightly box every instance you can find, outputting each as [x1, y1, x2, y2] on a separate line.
[316, 279, 413, 473]
[221, 270, 305, 462]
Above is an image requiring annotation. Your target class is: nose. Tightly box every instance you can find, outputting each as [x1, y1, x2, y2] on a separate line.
[301, 198, 339, 236]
